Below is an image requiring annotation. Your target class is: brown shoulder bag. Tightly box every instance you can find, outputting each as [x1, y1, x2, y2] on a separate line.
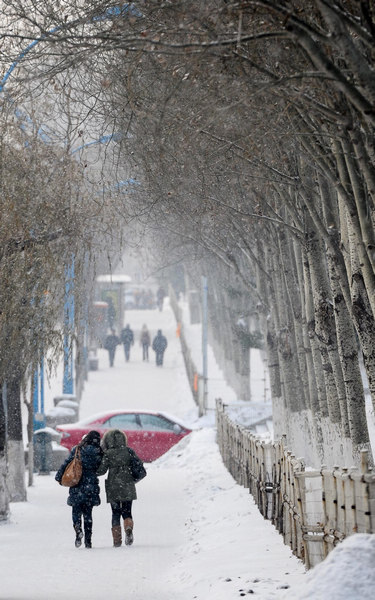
[61, 447, 82, 487]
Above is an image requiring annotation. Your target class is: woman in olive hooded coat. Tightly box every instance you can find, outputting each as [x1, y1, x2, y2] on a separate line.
[97, 429, 144, 547]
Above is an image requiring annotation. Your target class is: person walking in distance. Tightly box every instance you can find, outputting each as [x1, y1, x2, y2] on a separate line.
[156, 286, 166, 312]
[120, 324, 134, 362]
[152, 329, 168, 366]
[104, 329, 120, 367]
[140, 324, 151, 361]
[55, 431, 103, 549]
[98, 429, 145, 547]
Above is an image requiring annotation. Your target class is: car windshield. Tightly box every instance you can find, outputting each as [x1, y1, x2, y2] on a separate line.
[139, 414, 177, 432]
[103, 413, 142, 429]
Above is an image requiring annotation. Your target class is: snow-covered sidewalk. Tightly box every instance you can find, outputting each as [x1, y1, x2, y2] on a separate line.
[2, 302, 308, 599]
[1, 428, 307, 600]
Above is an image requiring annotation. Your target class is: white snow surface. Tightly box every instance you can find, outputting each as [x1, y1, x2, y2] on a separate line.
[2, 301, 374, 599]
[286, 534, 375, 600]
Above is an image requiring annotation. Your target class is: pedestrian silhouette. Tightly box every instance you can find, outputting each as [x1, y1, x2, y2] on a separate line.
[152, 329, 168, 366]
[140, 324, 151, 361]
[104, 329, 120, 367]
[120, 324, 134, 362]
[156, 286, 166, 312]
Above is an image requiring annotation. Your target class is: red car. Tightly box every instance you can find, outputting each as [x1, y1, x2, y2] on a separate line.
[55, 410, 191, 462]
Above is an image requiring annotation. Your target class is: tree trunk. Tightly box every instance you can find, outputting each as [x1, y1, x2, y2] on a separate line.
[306, 223, 343, 426]
[271, 251, 304, 414]
[0, 384, 9, 521]
[320, 176, 371, 455]
[343, 201, 375, 412]
[293, 238, 319, 415]
[7, 369, 26, 502]
[278, 229, 308, 411]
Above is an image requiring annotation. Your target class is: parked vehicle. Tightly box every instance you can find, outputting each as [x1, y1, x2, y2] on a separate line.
[124, 290, 136, 310]
[55, 410, 192, 462]
[124, 287, 156, 310]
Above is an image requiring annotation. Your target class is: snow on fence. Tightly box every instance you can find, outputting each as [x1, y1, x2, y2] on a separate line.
[216, 399, 375, 569]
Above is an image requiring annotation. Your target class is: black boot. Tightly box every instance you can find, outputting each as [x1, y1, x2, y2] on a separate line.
[74, 524, 83, 548]
[84, 523, 92, 548]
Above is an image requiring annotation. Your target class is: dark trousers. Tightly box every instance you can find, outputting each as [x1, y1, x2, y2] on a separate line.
[123, 343, 131, 361]
[142, 343, 149, 361]
[156, 351, 164, 366]
[111, 501, 133, 527]
[108, 348, 115, 367]
[72, 502, 93, 540]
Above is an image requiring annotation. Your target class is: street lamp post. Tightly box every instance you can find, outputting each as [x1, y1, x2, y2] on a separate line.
[202, 276, 208, 414]
[63, 258, 75, 395]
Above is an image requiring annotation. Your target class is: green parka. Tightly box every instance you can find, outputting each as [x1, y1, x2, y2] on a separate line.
[97, 429, 137, 503]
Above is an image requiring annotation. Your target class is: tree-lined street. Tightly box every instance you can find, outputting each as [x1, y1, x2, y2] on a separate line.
[1, 303, 308, 600]
[0, 2, 375, 593]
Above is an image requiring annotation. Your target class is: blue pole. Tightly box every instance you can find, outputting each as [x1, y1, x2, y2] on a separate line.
[0, 34, 58, 92]
[32, 367, 40, 431]
[40, 356, 45, 421]
[83, 276, 89, 380]
[63, 257, 75, 395]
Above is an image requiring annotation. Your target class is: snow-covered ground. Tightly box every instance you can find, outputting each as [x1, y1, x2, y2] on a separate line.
[2, 298, 375, 599]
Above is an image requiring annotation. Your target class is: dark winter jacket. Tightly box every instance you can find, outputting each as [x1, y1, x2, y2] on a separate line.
[140, 330, 150, 346]
[55, 442, 103, 507]
[104, 333, 120, 351]
[97, 429, 138, 503]
[152, 331, 168, 353]
[121, 326, 134, 347]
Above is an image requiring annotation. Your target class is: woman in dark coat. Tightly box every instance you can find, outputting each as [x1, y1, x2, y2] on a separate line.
[55, 430, 103, 548]
[97, 429, 144, 547]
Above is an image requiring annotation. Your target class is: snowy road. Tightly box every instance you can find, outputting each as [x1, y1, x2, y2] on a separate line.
[2, 302, 307, 600]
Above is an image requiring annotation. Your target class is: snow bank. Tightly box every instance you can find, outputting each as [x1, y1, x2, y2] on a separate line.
[45, 406, 75, 417]
[154, 428, 306, 599]
[285, 533, 375, 599]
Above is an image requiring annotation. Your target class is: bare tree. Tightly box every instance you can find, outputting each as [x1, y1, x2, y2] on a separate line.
[0, 0, 374, 470]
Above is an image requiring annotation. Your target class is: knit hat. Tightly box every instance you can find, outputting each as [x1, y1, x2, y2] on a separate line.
[82, 430, 101, 447]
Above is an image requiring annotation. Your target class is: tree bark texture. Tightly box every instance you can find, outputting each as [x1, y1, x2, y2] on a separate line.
[0, 385, 9, 521]
[7, 371, 26, 502]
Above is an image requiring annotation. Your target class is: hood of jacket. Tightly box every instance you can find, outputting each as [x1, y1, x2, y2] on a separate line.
[102, 428, 128, 451]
